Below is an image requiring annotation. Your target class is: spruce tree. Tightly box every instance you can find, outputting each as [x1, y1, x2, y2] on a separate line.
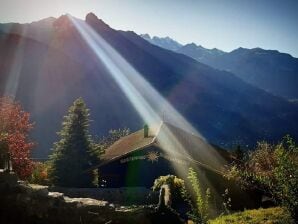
[49, 98, 99, 187]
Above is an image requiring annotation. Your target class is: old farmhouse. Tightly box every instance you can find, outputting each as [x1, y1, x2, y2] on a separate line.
[93, 122, 231, 189]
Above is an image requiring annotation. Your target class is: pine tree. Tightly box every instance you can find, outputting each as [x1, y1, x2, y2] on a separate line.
[49, 98, 99, 187]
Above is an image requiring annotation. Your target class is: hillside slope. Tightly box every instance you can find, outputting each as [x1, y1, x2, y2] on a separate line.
[141, 35, 298, 99]
[1, 13, 298, 157]
[177, 44, 298, 99]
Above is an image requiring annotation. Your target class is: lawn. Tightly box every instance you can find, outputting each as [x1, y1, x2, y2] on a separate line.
[208, 207, 294, 224]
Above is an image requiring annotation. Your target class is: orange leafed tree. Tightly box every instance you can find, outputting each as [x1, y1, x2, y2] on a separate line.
[0, 97, 35, 179]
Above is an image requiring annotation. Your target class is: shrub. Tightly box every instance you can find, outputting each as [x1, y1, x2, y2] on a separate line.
[226, 136, 298, 220]
[152, 175, 186, 206]
[29, 162, 50, 185]
[187, 168, 211, 224]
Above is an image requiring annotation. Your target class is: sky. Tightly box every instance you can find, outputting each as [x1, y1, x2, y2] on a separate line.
[0, 0, 297, 57]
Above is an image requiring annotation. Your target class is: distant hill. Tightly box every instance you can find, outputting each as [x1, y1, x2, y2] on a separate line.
[1, 13, 298, 157]
[141, 35, 298, 100]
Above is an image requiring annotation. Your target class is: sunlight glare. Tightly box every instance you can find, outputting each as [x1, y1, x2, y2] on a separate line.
[69, 16, 227, 182]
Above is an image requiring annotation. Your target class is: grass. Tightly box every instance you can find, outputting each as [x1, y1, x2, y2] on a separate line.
[208, 207, 294, 224]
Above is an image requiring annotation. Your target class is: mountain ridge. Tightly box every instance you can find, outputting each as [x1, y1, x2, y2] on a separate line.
[140, 33, 183, 51]
[140, 35, 298, 99]
[1, 13, 298, 157]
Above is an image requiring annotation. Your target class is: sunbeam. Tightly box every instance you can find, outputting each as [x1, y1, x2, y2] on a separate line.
[70, 17, 161, 126]
[69, 16, 228, 196]
[3, 29, 27, 99]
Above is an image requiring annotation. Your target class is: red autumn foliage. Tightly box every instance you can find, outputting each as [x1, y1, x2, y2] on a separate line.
[0, 97, 35, 179]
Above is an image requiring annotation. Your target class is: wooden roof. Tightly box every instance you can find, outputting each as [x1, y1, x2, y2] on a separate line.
[101, 129, 155, 161]
[100, 123, 161, 163]
[155, 122, 230, 172]
[94, 122, 231, 173]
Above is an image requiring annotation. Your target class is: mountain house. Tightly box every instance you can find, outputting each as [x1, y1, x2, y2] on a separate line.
[92, 122, 231, 189]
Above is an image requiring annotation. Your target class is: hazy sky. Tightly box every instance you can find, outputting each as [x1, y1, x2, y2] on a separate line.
[0, 0, 297, 57]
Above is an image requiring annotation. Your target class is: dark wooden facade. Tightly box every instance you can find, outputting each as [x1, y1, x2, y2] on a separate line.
[99, 145, 179, 187]
[98, 144, 226, 190]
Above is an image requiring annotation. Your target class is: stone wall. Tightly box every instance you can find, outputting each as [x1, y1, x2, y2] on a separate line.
[49, 186, 159, 205]
[0, 171, 183, 224]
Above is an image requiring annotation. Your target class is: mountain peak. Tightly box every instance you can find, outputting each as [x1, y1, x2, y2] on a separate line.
[85, 12, 99, 21]
[235, 47, 248, 51]
[85, 12, 110, 30]
[141, 33, 151, 40]
[188, 42, 197, 47]
[184, 43, 205, 50]
[53, 14, 73, 29]
[140, 34, 182, 51]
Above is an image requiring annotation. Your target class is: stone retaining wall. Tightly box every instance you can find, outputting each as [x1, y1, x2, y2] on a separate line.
[0, 171, 183, 224]
[49, 186, 159, 205]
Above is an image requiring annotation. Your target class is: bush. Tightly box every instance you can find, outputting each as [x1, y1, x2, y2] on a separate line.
[187, 168, 211, 224]
[152, 175, 186, 206]
[226, 136, 298, 220]
[29, 162, 50, 185]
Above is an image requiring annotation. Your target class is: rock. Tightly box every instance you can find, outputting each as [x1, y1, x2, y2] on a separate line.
[48, 191, 64, 198]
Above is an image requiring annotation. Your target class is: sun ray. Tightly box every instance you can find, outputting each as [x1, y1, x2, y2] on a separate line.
[69, 16, 229, 202]
[3, 26, 28, 99]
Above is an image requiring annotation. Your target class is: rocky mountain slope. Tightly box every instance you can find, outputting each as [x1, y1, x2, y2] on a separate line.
[1, 13, 298, 157]
[142, 35, 298, 99]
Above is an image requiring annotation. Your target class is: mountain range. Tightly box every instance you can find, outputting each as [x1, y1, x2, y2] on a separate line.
[142, 34, 298, 100]
[140, 34, 183, 51]
[1, 13, 298, 157]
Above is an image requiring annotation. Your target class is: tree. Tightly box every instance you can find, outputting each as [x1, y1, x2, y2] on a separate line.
[48, 98, 99, 187]
[226, 136, 298, 220]
[96, 128, 130, 151]
[0, 97, 35, 179]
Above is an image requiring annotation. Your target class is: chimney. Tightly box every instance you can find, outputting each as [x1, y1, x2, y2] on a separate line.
[144, 124, 149, 138]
